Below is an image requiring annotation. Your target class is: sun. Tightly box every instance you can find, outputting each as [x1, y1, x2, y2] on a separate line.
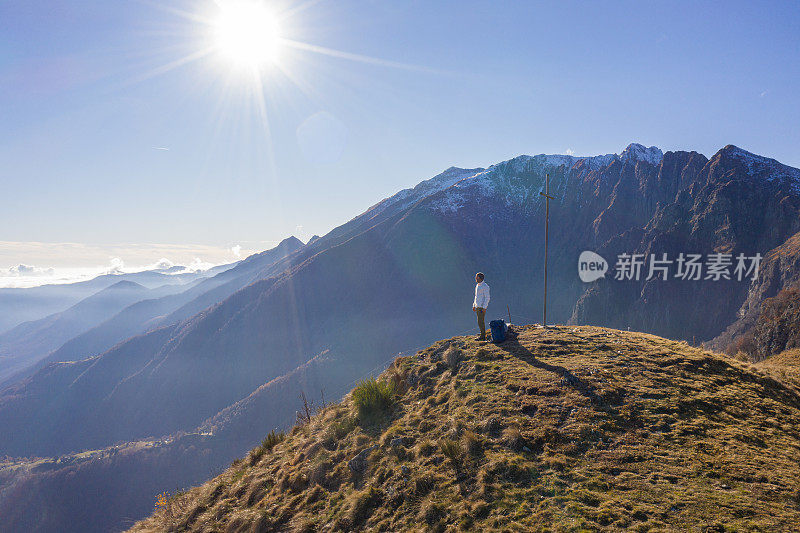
[212, 1, 281, 70]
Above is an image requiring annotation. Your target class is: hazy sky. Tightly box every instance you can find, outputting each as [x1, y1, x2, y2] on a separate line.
[1, 1, 799, 271]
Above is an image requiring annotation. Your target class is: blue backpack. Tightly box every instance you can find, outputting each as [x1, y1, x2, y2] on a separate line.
[489, 320, 507, 343]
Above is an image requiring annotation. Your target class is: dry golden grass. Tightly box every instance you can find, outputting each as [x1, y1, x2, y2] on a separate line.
[759, 348, 800, 369]
[755, 348, 800, 392]
[129, 325, 800, 532]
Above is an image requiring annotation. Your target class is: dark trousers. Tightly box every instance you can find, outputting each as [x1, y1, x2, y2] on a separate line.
[475, 307, 486, 338]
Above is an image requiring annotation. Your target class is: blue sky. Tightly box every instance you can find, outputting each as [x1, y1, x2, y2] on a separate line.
[1, 1, 799, 272]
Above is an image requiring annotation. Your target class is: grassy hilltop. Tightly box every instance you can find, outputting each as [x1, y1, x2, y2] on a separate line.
[130, 325, 800, 532]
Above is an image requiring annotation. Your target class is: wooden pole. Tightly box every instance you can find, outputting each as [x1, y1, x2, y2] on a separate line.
[540, 173, 551, 326]
[507, 304, 512, 324]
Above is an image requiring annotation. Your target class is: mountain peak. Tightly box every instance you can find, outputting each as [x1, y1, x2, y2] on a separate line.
[443, 166, 470, 174]
[721, 143, 746, 153]
[106, 280, 144, 291]
[278, 236, 304, 248]
[619, 143, 664, 165]
[718, 144, 763, 161]
[715, 144, 800, 182]
[718, 143, 777, 162]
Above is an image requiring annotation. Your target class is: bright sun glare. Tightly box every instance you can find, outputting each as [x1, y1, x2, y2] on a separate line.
[213, 1, 281, 69]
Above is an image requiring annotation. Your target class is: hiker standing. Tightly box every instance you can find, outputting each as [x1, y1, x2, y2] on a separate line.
[472, 272, 490, 340]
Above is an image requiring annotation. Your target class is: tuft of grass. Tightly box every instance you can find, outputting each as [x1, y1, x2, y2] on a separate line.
[323, 416, 356, 448]
[262, 430, 286, 451]
[153, 490, 188, 530]
[462, 430, 481, 456]
[413, 474, 437, 496]
[439, 438, 463, 466]
[249, 430, 286, 465]
[291, 517, 316, 533]
[417, 439, 436, 457]
[387, 361, 411, 394]
[502, 426, 526, 452]
[349, 486, 383, 526]
[420, 499, 446, 526]
[231, 469, 246, 483]
[352, 377, 396, 421]
[248, 448, 262, 466]
[444, 346, 463, 372]
[309, 456, 333, 487]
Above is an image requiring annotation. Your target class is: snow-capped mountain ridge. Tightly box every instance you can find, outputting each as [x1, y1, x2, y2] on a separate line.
[356, 166, 485, 225]
[357, 142, 800, 221]
[361, 143, 667, 220]
[720, 144, 800, 185]
[619, 143, 664, 165]
[427, 144, 665, 213]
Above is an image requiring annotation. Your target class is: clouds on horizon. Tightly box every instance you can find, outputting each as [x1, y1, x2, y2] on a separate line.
[2, 264, 56, 277]
[0, 241, 261, 268]
[106, 257, 125, 274]
[0, 240, 274, 288]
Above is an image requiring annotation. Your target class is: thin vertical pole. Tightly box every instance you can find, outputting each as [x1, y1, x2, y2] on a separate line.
[543, 173, 549, 327]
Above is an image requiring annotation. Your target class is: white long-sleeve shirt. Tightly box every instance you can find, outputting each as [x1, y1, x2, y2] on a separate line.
[473, 281, 490, 309]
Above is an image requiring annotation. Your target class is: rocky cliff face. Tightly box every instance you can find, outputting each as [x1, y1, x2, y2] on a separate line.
[572, 145, 800, 342]
[741, 287, 800, 360]
[710, 231, 800, 354]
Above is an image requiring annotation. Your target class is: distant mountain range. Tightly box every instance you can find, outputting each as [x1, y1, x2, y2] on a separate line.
[0, 265, 233, 334]
[0, 263, 239, 385]
[0, 238, 303, 390]
[3, 143, 800, 532]
[0, 281, 176, 384]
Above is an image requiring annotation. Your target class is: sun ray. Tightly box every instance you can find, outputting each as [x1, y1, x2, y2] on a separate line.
[138, 0, 216, 26]
[127, 46, 216, 85]
[278, 0, 327, 21]
[280, 38, 448, 74]
[269, 58, 326, 108]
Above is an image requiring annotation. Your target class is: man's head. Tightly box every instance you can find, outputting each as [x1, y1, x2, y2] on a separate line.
[475, 272, 484, 283]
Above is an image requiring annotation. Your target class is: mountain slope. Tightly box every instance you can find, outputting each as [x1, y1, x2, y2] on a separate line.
[710, 230, 800, 357]
[716, 286, 800, 361]
[130, 326, 800, 532]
